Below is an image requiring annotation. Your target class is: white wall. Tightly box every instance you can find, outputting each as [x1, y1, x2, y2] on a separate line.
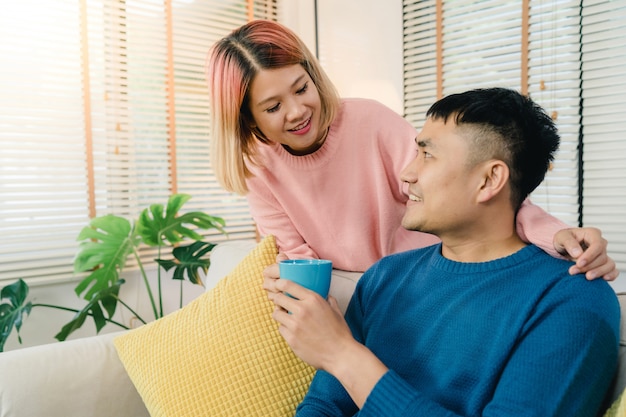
[280, 0, 404, 114]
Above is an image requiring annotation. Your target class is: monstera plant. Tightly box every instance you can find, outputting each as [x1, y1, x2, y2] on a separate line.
[0, 194, 225, 352]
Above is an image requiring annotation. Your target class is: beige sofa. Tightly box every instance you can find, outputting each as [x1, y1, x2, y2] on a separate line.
[0, 240, 623, 417]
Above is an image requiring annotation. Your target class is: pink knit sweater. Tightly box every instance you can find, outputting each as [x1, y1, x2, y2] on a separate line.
[246, 98, 567, 272]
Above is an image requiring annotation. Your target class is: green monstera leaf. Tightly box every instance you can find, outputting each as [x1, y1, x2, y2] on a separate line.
[156, 241, 217, 285]
[137, 193, 226, 247]
[0, 279, 32, 352]
[55, 279, 124, 342]
[73, 214, 141, 301]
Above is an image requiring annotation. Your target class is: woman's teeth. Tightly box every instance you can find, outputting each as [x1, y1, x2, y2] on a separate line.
[290, 118, 310, 131]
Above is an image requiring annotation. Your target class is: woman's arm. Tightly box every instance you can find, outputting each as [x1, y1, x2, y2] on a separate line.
[246, 180, 319, 260]
[516, 199, 618, 280]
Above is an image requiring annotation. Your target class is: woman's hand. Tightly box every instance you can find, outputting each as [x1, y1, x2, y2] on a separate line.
[554, 227, 619, 281]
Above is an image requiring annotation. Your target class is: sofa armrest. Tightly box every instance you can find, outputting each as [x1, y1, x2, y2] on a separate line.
[0, 331, 149, 417]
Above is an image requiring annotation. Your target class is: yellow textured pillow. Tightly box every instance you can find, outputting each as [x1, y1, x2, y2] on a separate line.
[604, 388, 626, 417]
[114, 236, 315, 417]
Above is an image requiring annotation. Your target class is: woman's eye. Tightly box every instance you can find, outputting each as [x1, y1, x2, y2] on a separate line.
[266, 103, 280, 113]
[423, 151, 432, 159]
[296, 82, 308, 95]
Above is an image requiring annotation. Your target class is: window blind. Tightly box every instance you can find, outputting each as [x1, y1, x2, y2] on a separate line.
[0, 1, 87, 285]
[581, 0, 626, 270]
[527, 0, 582, 227]
[403, 0, 585, 241]
[403, 0, 439, 126]
[442, 1, 523, 92]
[0, 0, 276, 286]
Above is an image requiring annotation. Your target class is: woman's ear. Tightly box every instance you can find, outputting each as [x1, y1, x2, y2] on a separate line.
[242, 113, 268, 142]
[476, 160, 509, 203]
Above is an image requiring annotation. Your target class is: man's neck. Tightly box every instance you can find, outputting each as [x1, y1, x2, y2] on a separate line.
[438, 214, 526, 263]
[440, 235, 527, 263]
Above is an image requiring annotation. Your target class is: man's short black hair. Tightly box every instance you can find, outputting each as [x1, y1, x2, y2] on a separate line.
[426, 87, 560, 210]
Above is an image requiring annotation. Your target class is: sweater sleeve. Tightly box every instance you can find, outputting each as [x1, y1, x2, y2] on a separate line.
[515, 198, 569, 258]
[246, 178, 319, 260]
[295, 369, 359, 416]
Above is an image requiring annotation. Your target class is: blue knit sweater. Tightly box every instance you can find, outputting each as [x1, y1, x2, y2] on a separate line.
[296, 244, 620, 417]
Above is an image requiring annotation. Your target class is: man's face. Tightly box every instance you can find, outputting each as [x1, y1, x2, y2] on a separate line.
[400, 117, 482, 238]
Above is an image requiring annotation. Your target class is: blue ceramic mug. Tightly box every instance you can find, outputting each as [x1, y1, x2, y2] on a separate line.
[279, 259, 333, 299]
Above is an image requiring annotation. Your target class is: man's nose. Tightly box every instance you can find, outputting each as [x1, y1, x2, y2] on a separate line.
[400, 158, 419, 184]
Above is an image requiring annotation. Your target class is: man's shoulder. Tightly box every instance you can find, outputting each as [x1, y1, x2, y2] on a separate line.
[527, 247, 619, 316]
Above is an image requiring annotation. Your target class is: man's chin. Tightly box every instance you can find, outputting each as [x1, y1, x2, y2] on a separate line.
[401, 218, 424, 233]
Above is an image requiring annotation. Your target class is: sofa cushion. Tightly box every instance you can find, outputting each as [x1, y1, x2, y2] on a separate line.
[602, 292, 626, 416]
[0, 331, 148, 417]
[114, 235, 315, 417]
[203, 239, 258, 290]
[604, 388, 626, 417]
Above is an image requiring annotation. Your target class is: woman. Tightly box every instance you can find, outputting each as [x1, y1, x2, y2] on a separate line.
[205, 19, 617, 282]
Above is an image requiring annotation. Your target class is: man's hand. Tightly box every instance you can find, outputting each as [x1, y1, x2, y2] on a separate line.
[262, 253, 289, 295]
[269, 279, 349, 370]
[554, 227, 619, 281]
[269, 279, 388, 409]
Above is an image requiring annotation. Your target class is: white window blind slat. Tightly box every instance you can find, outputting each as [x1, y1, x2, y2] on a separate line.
[582, 0, 626, 271]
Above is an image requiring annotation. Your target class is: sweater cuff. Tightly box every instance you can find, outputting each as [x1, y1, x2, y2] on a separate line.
[516, 199, 569, 259]
[359, 370, 419, 417]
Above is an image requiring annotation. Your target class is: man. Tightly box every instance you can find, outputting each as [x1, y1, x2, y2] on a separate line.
[269, 88, 620, 416]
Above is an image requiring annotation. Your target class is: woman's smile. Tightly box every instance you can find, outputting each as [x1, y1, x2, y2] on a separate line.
[289, 117, 312, 135]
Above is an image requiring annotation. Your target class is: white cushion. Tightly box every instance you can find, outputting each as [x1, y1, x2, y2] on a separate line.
[0, 331, 148, 417]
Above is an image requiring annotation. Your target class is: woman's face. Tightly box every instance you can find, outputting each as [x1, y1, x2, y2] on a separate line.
[247, 64, 324, 155]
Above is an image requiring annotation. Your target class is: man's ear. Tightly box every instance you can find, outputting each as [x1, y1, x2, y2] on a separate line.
[476, 160, 509, 203]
